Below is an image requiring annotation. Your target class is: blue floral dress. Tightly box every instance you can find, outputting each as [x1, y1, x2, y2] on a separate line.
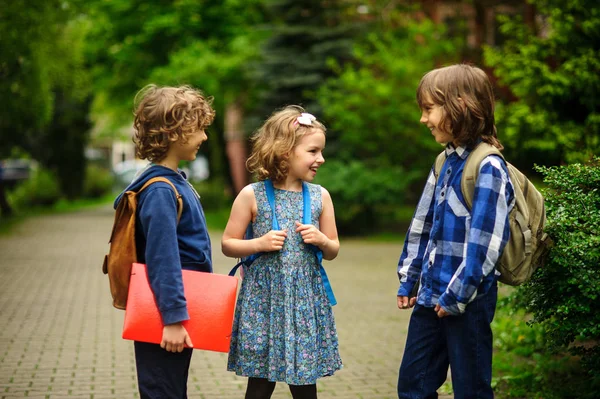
[227, 182, 342, 385]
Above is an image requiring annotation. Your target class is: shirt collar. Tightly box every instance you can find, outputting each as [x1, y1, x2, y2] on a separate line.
[444, 143, 470, 160]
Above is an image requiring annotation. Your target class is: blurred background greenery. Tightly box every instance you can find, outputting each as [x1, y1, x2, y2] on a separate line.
[2, 0, 597, 232]
[1, 1, 599, 397]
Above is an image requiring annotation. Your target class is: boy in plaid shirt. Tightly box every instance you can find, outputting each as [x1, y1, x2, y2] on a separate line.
[396, 64, 515, 399]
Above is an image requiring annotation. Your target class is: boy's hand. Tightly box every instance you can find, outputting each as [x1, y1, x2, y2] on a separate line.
[434, 304, 449, 318]
[295, 221, 326, 246]
[161, 323, 193, 352]
[259, 229, 287, 252]
[397, 295, 416, 310]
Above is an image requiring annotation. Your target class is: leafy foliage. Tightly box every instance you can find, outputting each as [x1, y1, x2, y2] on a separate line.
[83, 165, 114, 199]
[86, 0, 267, 183]
[484, 0, 600, 167]
[87, 0, 266, 134]
[0, 0, 92, 201]
[8, 167, 62, 209]
[253, 0, 362, 121]
[510, 158, 600, 396]
[317, 17, 460, 232]
[490, 297, 589, 399]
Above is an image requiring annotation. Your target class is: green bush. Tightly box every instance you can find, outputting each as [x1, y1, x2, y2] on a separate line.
[316, 160, 420, 234]
[317, 18, 460, 232]
[8, 167, 62, 209]
[83, 164, 114, 198]
[484, 0, 600, 169]
[492, 298, 587, 399]
[504, 158, 600, 397]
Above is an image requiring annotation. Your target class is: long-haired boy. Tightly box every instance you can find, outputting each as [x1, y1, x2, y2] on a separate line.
[396, 64, 514, 398]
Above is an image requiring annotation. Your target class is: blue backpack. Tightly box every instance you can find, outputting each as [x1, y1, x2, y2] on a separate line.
[228, 179, 337, 306]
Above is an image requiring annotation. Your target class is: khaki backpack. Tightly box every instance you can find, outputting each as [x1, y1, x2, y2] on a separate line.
[434, 143, 552, 286]
[102, 177, 183, 309]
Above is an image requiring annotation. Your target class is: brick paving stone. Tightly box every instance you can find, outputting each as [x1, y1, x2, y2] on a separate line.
[0, 206, 453, 399]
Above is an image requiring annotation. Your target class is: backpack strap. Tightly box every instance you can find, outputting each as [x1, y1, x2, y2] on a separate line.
[228, 179, 337, 306]
[461, 143, 504, 210]
[433, 150, 446, 183]
[263, 179, 280, 230]
[137, 177, 183, 223]
[227, 180, 278, 276]
[301, 182, 337, 306]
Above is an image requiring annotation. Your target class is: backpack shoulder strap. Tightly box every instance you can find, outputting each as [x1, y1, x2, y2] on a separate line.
[462, 143, 504, 210]
[263, 179, 280, 230]
[138, 177, 183, 223]
[433, 151, 446, 182]
[301, 182, 337, 306]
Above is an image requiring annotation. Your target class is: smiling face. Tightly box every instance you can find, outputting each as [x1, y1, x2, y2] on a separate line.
[419, 94, 454, 146]
[288, 128, 326, 182]
[176, 128, 208, 162]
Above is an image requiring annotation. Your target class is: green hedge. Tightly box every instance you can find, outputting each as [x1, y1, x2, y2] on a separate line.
[496, 158, 600, 398]
[8, 167, 62, 209]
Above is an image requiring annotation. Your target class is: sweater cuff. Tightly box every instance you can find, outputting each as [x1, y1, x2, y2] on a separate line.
[161, 305, 189, 325]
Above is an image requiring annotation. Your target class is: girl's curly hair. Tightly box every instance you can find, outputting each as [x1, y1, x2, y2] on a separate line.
[246, 105, 326, 182]
[417, 64, 503, 150]
[133, 84, 215, 162]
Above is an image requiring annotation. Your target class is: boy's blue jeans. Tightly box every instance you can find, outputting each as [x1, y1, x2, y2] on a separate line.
[397, 282, 497, 399]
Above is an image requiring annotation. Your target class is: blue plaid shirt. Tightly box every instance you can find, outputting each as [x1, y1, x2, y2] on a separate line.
[397, 145, 515, 315]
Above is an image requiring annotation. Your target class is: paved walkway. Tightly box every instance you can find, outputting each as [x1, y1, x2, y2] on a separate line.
[0, 206, 451, 398]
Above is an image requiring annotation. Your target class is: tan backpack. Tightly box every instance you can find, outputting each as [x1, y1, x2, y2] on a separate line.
[434, 143, 552, 285]
[102, 177, 183, 309]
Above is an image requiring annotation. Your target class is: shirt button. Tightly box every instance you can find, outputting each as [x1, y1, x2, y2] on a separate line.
[446, 169, 451, 174]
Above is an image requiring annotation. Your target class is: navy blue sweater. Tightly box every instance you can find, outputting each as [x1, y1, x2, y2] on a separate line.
[115, 165, 212, 325]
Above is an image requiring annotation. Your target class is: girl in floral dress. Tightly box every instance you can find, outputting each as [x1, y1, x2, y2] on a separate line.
[222, 106, 342, 399]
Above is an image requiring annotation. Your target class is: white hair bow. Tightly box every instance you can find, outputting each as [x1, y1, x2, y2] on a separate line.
[296, 113, 317, 126]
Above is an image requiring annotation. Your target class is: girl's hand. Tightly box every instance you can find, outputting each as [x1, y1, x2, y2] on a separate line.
[161, 323, 193, 352]
[295, 221, 326, 247]
[259, 229, 287, 252]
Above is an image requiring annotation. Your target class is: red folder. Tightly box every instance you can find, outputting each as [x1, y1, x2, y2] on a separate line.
[122, 263, 239, 353]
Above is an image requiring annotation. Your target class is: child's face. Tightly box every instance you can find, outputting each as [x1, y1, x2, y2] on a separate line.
[419, 95, 454, 146]
[288, 129, 326, 182]
[176, 128, 208, 162]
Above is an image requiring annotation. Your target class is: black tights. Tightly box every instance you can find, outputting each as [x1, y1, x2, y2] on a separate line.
[245, 377, 317, 399]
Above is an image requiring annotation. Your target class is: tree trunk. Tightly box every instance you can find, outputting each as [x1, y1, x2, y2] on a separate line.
[224, 100, 249, 195]
[0, 180, 13, 217]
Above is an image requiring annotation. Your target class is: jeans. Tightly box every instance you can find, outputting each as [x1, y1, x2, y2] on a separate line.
[397, 282, 497, 399]
[134, 341, 193, 399]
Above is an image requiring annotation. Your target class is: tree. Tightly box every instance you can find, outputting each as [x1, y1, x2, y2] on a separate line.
[253, 0, 362, 120]
[0, 0, 92, 209]
[87, 0, 267, 193]
[317, 15, 460, 232]
[484, 0, 600, 167]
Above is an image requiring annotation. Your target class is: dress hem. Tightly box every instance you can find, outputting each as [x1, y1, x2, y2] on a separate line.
[226, 364, 343, 385]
